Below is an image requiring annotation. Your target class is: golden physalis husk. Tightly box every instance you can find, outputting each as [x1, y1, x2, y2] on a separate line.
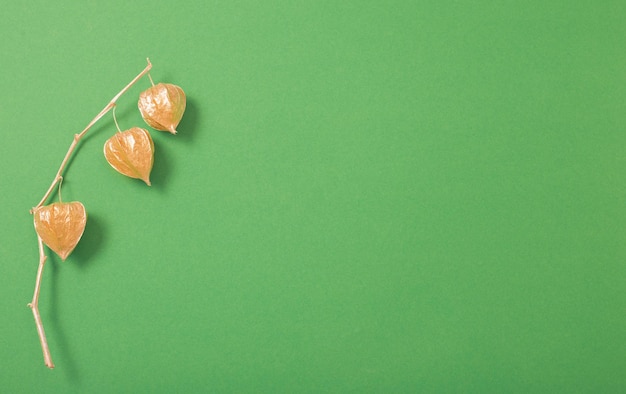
[104, 127, 154, 185]
[33, 202, 87, 261]
[138, 83, 186, 134]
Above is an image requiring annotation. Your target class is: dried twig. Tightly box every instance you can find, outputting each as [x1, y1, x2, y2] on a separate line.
[28, 59, 153, 368]
[27, 236, 54, 368]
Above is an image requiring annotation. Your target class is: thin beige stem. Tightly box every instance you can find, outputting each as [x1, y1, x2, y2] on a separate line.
[57, 176, 64, 203]
[112, 105, 122, 132]
[28, 236, 54, 369]
[31, 58, 152, 212]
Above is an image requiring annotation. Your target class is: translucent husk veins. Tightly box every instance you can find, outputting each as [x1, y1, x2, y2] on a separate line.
[104, 127, 155, 185]
[138, 82, 186, 134]
[33, 202, 87, 261]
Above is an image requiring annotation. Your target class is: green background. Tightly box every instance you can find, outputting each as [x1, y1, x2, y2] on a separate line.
[1, 1, 625, 392]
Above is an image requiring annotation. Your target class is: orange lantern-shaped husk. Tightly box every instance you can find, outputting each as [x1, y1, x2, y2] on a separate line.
[104, 127, 154, 185]
[138, 83, 186, 134]
[33, 202, 87, 261]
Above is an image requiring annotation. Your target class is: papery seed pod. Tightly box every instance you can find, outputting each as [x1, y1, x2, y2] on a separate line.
[104, 127, 154, 185]
[33, 202, 87, 261]
[138, 83, 186, 134]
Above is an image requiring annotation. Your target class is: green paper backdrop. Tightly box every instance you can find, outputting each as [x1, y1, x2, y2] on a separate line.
[1, 1, 625, 392]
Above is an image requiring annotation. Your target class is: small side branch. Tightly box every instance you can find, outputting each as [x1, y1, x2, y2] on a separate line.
[28, 236, 54, 369]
